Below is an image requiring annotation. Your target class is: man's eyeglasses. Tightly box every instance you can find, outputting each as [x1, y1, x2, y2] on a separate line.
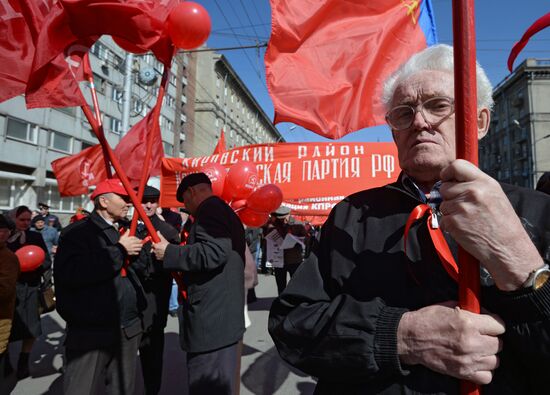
[385, 96, 454, 131]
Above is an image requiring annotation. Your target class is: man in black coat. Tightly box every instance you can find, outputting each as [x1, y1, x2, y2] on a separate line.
[54, 179, 145, 395]
[268, 44, 550, 394]
[132, 185, 180, 395]
[153, 173, 245, 395]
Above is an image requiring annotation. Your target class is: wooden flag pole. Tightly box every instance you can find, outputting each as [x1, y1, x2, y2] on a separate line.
[452, 1, 481, 394]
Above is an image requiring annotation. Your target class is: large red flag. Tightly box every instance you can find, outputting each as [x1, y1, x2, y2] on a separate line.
[0, 0, 94, 108]
[51, 144, 108, 196]
[25, 0, 176, 108]
[114, 110, 164, 186]
[0, 0, 83, 105]
[265, 0, 437, 139]
[212, 129, 227, 155]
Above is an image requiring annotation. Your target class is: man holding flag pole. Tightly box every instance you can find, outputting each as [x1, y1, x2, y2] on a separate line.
[268, 43, 550, 394]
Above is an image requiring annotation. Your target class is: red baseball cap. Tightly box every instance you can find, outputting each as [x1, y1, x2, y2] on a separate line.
[90, 179, 129, 200]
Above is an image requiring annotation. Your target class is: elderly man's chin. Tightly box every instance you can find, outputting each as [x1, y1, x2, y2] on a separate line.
[402, 154, 452, 180]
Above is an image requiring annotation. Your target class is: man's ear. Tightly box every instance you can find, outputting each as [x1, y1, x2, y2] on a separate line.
[477, 107, 490, 140]
[98, 195, 109, 209]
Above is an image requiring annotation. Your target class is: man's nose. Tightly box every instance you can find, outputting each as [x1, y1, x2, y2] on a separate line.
[409, 108, 431, 131]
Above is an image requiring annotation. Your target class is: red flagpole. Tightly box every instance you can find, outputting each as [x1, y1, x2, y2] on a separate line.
[452, 1, 481, 394]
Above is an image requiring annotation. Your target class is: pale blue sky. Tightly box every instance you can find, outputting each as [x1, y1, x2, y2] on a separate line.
[197, 0, 550, 143]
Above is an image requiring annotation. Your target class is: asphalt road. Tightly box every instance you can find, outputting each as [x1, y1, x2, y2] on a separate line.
[3, 273, 316, 395]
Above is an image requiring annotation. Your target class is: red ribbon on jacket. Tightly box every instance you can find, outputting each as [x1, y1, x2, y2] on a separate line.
[404, 204, 459, 282]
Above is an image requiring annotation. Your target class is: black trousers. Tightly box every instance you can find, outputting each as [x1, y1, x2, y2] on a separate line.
[187, 342, 239, 395]
[274, 264, 299, 295]
[139, 327, 165, 395]
[63, 330, 141, 395]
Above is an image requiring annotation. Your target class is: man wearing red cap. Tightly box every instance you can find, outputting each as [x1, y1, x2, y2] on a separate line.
[54, 178, 145, 395]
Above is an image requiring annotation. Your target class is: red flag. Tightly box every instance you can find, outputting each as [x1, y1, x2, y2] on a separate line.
[114, 110, 164, 186]
[508, 12, 550, 72]
[25, 0, 177, 108]
[212, 129, 227, 155]
[0, 0, 92, 108]
[51, 144, 108, 196]
[265, 0, 437, 139]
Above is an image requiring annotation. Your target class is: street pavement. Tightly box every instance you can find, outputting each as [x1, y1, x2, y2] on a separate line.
[3, 273, 316, 395]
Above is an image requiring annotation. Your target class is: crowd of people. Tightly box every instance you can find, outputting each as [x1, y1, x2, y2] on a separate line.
[0, 173, 315, 395]
[1, 44, 550, 395]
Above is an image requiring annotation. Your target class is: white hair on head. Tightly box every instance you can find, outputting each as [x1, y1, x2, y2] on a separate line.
[382, 44, 494, 110]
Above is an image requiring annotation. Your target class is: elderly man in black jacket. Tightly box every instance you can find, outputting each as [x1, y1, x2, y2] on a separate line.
[132, 185, 180, 395]
[54, 179, 144, 395]
[153, 172, 245, 395]
[268, 44, 550, 394]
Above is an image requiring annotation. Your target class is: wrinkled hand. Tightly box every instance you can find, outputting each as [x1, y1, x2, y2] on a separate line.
[398, 302, 505, 385]
[439, 160, 543, 290]
[118, 229, 143, 256]
[152, 231, 169, 260]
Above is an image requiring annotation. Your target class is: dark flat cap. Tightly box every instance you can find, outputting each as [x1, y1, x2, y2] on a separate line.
[176, 172, 212, 202]
[32, 215, 46, 225]
[142, 185, 161, 200]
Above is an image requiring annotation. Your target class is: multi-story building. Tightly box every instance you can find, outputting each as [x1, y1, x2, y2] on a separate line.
[186, 51, 282, 157]
[480, 58, 550, 188]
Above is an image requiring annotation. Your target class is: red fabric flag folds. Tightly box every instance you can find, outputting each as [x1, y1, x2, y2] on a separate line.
[266, 0, 437, 139]
[212, 129, 227, 155]
[52, 144, 108, 196]
[0, 0, 177, 109]
[508, 12, 550, 72]
[114, 110, 165, 187]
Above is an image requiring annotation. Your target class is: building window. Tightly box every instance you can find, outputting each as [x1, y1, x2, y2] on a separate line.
[133, 99, 145, 115]
[90, 41, 108, 60]
[49, 131, 72, 153]
[6, 118, 37, 143]
[112, 87, 123, 103]
[110, 117, 122, 134]
[37, 186, 85, 213]
[163, 142, 172, 154]
[93, 73, 105, 94]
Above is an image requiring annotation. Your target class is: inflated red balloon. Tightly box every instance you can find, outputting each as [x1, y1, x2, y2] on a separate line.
[230, 199, 247, 212]
[224, 161, 259, 201]
[201, 163, 226, 197]
[167, 2, 212, 50]
[112, 36, 148, 54]
[15, 245, 45, 272]
[247, 184, 283, 213]
[238, 208, 269, 228]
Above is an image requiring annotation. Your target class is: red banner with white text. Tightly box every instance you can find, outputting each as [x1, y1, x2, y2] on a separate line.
[161, 142, 400, 217]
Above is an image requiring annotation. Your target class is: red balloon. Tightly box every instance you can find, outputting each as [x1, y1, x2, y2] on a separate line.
[224, 162, 259, 201]
[230, 199, 247, 212]
[201, 163, 226, 197]
[15, 245, 45, 273]
[238, 208, 269, 228]
[247, 184, 283, 213]
[112, 36, 148, 54]
[167, 2, 212, 50]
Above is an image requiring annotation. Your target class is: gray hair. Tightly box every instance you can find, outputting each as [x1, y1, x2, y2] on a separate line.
[382, 44, 494, 110]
